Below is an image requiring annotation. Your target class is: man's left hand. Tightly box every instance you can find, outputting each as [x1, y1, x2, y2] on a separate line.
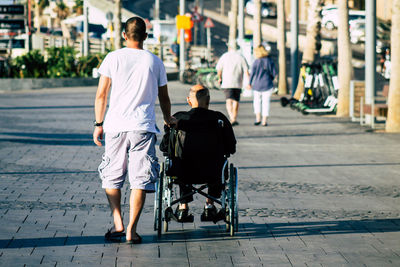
[165, 116, 178, 127]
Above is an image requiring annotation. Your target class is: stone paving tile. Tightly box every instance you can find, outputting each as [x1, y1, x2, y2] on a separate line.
[1, 82, 400, 266]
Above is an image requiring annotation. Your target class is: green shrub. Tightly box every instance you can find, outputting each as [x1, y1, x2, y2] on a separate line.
[11, 50, 47, 78]
[76, 53, 106, 77]
[3, 47, 109, 79]
[46, 46, 77, 78]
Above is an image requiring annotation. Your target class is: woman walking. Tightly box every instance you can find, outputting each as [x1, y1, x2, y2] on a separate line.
[247, 45, 277, 126]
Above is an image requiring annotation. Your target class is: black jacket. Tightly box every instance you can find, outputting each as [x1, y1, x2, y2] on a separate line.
[160, 108, 236, 183]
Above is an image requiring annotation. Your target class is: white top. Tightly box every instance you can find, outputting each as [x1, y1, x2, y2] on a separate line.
[216, 50, 249, 89]
[98, 48, 167, 133]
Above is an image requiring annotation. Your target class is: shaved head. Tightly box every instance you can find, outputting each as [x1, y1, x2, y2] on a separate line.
[188, 84, 210, 108]
[190, 84, 207, 92]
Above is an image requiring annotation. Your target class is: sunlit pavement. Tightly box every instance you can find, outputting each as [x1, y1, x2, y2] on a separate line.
[0, 81, 399, 266]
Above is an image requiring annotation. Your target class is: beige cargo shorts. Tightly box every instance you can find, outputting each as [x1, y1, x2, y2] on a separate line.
[98, 131, 159, 192]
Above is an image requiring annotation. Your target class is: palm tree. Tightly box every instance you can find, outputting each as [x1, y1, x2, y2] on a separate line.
[114, 0, 122, 50]
[34, 0, 49, 32]
[253, 0, 262, 47]
[277, 0, 288, 95]
[386, 0, 400, 132]
[34, 0, 41, 32]
[293, 0, 322, 100]
[228, 0, 238, 47]
[55, 1, 70, 20]
[336, 0, 353, 117]
[73, 0, 83, 16]
[53, 1, 70, 28]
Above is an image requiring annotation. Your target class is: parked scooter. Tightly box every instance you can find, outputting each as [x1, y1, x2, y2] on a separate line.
[280, 58, 338, 115]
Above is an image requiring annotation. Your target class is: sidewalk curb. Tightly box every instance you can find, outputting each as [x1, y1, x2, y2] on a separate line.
[0, 77, 99, 91]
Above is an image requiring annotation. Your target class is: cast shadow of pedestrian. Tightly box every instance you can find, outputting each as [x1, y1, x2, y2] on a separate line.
[156, 218, 400, 243]
[1, 218, 399, 248]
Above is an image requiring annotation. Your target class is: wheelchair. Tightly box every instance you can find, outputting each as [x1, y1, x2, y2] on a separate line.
[153, 156, 239, 237]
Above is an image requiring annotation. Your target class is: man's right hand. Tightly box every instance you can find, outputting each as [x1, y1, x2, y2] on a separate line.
[93, 126, 104, 146]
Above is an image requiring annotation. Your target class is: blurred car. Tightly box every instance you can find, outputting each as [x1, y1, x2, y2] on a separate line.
[322, 9, 365, 30]
[349, 19, 391, 47]
[376, 34, 390, 54]
[245, 1, 277, 18]
[349, 20, 365, 44]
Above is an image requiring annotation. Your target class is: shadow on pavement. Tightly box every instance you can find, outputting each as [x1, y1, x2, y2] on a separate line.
[238, 162, 400, 170]
[236, 132, 368, 139]
[0, 132, 93, 146]
[0, 170, 96, 175]
[0, 236, 106, 249]
[159, 218, 400, 242]
[1, 218, 399, 248]
[0, 105, 94, 110]
[0, 138, 93, 146]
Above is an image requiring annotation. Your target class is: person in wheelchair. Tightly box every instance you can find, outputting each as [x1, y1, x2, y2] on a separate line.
[160, 84, 236, 223]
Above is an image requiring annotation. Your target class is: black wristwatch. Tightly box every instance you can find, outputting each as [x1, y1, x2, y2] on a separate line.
[93, 120, 103, 127]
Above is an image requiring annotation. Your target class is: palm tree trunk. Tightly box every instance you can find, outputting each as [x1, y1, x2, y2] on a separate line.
[253, 0, 262, 47]
[34, 0, 40, 32]
[277, 0, 287, 95]
[301, 0, 322, 62]
[336, 0, 353, 117]
[228, 0, 238, 47]
[293, 0, 322, 99]
[386, 0, 400, 132]
[115, 0, 122, 50]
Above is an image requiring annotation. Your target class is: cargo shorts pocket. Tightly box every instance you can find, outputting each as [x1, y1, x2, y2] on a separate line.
[146, 154, 160, 183]
[98, 154, 110, 180]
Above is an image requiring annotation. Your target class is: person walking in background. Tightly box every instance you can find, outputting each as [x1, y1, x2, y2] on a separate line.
[247, 45, 277, 126]
[216, 43, 249, 126]
[93, 17, 174, 244]
[170, 38, 180, 69]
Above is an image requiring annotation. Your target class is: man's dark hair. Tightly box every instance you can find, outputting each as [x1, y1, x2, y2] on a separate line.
[124, 17, 147, 42]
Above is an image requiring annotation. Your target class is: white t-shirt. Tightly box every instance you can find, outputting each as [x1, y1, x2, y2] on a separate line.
[98, 48, 167, 133]
[216, 50, 249, 89]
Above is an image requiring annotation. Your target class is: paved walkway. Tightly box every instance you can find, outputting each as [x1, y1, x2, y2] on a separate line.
[0, 82, 400, 266]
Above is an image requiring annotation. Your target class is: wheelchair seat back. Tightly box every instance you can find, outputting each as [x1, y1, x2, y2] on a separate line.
[166, 118, 226, 184]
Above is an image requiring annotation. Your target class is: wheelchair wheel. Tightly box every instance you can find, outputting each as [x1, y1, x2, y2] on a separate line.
[153, 182, 158, 231]
[156, 163, 164, 238]
[234, 167, 239, 232]
[154, 162, 162, 231]
[229, 163, 235, 236]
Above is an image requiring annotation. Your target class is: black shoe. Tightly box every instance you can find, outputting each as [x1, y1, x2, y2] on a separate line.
[175, 208, 194, 223]
[231, 121, 239, 126]
[254, 121, 261, 126]
[201, 205, 219, 222]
